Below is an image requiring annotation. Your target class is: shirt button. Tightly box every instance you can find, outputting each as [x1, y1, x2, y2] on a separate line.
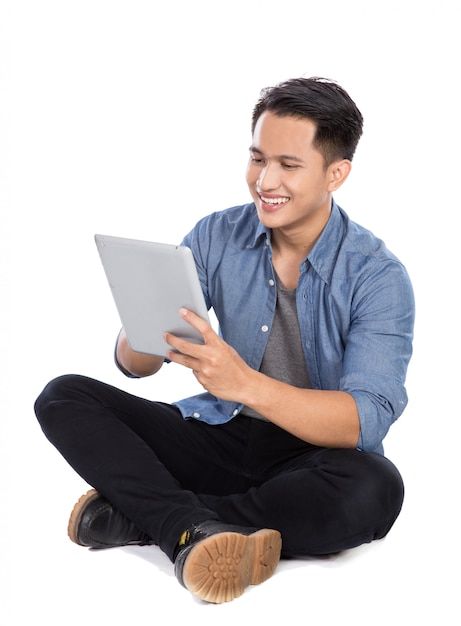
[193, 412, 200, 418]
[268, 279, 275, 286]
[261, 325, 269, 332]
[232, 408, 239, 416]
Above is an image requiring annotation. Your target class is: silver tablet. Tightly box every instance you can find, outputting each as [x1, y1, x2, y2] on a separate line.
[95, 234, 210, 357]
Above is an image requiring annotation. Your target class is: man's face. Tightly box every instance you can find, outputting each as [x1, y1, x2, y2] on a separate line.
[246, 112, 335, 236]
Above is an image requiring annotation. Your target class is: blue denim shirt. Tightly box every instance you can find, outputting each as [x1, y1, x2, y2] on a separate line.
[170, 200, 414, 455]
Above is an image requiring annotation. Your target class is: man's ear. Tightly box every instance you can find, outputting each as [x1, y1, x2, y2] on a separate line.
[327, 159, 352, 191]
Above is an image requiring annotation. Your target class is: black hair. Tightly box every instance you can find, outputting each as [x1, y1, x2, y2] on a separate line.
[251, 77, 364, 166]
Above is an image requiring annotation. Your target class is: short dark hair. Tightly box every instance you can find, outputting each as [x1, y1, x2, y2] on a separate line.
[251, 77, 364, 167]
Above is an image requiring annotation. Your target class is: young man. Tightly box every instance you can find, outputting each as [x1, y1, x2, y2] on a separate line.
[35, 77, 415, 604]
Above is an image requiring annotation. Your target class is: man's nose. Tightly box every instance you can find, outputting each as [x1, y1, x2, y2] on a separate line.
[257, 163, 279, 191]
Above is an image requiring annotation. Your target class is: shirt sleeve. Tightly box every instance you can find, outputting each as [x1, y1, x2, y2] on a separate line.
[340, 259, 415, 453]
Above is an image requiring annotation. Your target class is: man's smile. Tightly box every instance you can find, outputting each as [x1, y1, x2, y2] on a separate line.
[258, 193, 290, 209]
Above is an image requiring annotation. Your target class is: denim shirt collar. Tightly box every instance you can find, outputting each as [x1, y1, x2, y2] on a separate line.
[248, 199, 344, 285]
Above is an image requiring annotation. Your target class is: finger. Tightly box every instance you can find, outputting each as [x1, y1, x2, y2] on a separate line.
[163, 331, 202, 359]
[178, 308, 214, 340]
[166, 348, 196, 370]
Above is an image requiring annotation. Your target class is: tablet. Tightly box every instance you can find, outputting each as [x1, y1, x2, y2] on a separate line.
[95, 234, 210, 357]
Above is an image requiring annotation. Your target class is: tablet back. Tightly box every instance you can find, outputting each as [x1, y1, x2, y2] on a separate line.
[95, 234, 210, 357]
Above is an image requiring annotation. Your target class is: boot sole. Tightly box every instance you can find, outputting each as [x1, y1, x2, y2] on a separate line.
[67, 488, 100, 545]
[182, 528, 282, 603]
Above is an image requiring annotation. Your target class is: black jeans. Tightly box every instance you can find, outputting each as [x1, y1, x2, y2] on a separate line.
[34, 374, 404, 562]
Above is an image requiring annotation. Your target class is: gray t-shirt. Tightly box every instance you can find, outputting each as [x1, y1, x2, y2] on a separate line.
[242, 273, 311, 420]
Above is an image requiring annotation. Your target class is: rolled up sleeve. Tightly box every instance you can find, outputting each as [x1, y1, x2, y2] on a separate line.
[340, 261, 415, 453]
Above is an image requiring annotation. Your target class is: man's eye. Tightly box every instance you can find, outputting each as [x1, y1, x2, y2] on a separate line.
[250, 156, 264, 164]
[282, 163, 298, 170]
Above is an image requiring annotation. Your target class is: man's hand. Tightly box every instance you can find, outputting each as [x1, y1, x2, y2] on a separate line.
[164, 308, 252, 402]
[165, 309, 359, 449]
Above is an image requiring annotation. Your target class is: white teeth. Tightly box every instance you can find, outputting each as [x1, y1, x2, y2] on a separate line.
[261, 196, 288, 205]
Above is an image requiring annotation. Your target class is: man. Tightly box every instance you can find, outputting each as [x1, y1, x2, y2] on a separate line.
[35, 77, 415, 604]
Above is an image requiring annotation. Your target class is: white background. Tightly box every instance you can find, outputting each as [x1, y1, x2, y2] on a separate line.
[1, 1, 459, 624]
